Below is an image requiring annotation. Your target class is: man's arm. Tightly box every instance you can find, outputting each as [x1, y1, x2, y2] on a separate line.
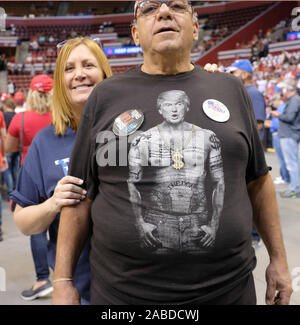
[52, 199, 91, 305]
[5, 134, 20, 153]
[0, 127, 6, 153]
[279, 97, 298, 123]
[247, 173, 293, 305]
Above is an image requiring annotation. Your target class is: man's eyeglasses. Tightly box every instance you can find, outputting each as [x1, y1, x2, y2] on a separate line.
[56, 37, 103, 56]
[134, 0, 192, 18]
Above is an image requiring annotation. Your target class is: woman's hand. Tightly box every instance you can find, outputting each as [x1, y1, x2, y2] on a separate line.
[204, 63, 222, 73]
[50, 176, 87, 214]
[0, 156, 8, 172]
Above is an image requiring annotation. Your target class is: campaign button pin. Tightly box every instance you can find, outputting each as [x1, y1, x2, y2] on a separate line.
[113, 109, 144, 136]
[202, 99, 230, 122]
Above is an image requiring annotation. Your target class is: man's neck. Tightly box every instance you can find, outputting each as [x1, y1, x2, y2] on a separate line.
[142, 53, 194, 75]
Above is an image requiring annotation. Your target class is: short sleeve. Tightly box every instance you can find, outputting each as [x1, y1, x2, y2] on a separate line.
[243, 89, 269, 183]
[10, 140, 47, 207]
[251, 92, 266, 122]
[8, 112, 21, 138]
[0, 111, 6, 129]
[68, 95, 99, 200]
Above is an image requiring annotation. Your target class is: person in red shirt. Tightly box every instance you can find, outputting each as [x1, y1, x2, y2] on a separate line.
[0, 110, 8, 169]
[6, 75, 53, 164]
[5, 74, 53, 299]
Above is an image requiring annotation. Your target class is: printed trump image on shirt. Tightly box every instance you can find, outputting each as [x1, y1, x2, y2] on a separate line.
[127, 90, 225, 255]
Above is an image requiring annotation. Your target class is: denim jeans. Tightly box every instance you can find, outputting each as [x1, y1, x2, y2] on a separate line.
[81, 297, 91, 305]
[3, 152, 20, 195]
[252, 226, 260, 241]
[30, 231, 50, 282]
[272, 133, 290, 183]
[280, 137, 300, 193]
[3, 168, 13, 195]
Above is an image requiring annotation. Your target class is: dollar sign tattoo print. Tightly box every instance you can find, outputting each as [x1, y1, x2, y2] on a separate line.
[172, 150, 184, 170]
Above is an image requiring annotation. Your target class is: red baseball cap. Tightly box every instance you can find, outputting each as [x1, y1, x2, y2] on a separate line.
[14, 91, 25, 105]
[30, 74, 53, 93]
[1, 93, 11, 101]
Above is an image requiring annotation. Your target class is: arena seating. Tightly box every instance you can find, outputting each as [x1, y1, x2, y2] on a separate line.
[1, 1, 297, 92]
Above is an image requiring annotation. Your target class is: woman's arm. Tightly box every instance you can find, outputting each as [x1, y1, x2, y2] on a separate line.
[5, 134, 20, 153]
[14, 176, 87, 235]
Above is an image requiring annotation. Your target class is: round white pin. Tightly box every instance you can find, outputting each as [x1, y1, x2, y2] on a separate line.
[202, 99, 230, 122]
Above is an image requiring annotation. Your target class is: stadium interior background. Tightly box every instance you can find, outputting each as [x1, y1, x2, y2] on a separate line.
[0, 1, 299, 97]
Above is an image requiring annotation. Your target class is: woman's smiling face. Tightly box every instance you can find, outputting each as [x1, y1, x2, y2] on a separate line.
[64, 44, 104, 109]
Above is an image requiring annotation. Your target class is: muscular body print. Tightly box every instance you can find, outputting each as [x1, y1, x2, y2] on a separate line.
[128, 90, 225, 254]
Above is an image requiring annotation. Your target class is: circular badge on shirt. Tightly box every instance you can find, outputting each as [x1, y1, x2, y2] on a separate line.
[112, 109, 144, 136]
[202, 99, 230, 123]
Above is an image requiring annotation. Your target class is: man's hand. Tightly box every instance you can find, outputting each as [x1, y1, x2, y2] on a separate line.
[200, 225, 216, 247]
[52, 281, 81, 305]
[270, 110, 281, 117]
[265, 259, 293, 305]
[137, 221, 161, 249]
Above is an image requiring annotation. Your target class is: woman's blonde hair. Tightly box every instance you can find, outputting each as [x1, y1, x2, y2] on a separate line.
[26, 89, 52, 114]
[52, 37, 113, 135]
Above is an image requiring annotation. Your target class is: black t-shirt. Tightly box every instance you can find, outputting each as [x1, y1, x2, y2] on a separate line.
[4, 111, 15, 129]
[69, 65, 268, 304]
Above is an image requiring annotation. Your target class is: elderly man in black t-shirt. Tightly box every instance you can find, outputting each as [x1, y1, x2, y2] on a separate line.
[53, 0, 292, 305]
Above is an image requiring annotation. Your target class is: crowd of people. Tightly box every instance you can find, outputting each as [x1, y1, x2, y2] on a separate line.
[0, 0, 298, 306]
[0, 0, 295, 97]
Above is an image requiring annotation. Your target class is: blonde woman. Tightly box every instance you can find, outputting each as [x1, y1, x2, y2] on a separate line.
[11, 37, 113, 304]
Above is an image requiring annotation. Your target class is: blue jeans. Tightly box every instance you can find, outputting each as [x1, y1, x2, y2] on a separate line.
[81, 297, 91, 305]
[3, 152, 20, 195]
[30, 231, 50, 282]
[272, 133, 290, 183]
[280, 137, 300, 193]
[252, 226, 260, 242]
[3, 168, 13, 195]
